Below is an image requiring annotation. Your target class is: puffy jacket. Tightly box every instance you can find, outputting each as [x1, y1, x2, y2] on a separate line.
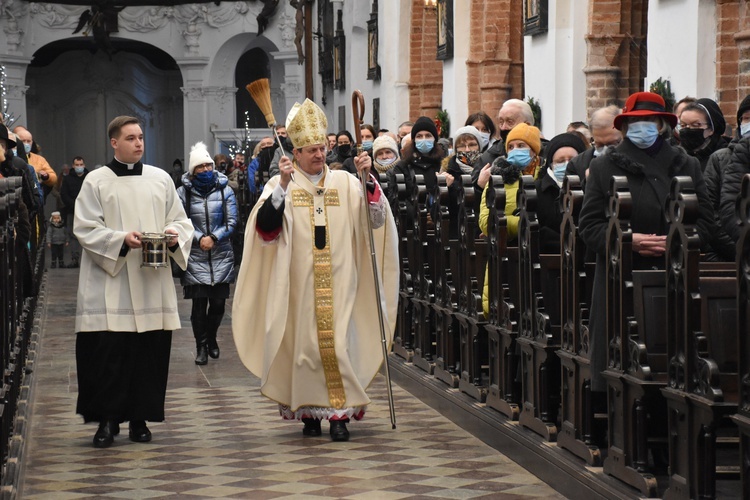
[720, 135, 750, 244]
[703, 141, 737, 261]
[177, 172, 238, 286]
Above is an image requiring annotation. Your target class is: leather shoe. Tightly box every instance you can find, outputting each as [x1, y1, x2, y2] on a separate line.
[129, 420, 152, 443]
[195, 344, 208, 365]
[329, 420, 349, 442]
[302, 418, 321, 436]
[207, 338, 220, 359]
[93, 419, 119, 448]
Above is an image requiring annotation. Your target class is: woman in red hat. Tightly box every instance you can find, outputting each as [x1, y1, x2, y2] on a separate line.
[577, 91, 716, 418]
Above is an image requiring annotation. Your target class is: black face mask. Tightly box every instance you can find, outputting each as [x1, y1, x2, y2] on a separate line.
[338, 144, 352, 157]
[281, 136, 293, 151]
[678, 128, 709, 153]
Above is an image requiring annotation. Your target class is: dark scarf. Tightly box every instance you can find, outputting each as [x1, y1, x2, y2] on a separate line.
[191, 171, 218, 196]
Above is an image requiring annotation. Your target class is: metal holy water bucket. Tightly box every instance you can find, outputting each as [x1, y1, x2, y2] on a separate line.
[140, 232, 170, 268]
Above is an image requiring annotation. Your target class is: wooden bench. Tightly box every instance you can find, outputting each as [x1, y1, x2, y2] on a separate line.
[410, 175, 436, 374]
[516, 175, 562, 441]
[456, 175, 489, 402]
[660, 176, 739, 499]
[485, 175, 522, 419]
[732, 173, 750, 500]
[392, 174, 415, 362]
[432, 176, 461, 388]
[557, 175, 603, 465]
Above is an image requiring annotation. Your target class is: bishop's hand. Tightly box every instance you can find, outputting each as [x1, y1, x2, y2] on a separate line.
[354, 150, 371, 179]
[279, 155, 294, 190]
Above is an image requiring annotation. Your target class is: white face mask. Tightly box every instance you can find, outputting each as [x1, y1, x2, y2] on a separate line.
[375, 156, 396, 167]
[478, 132, 490, 149]
[741, 122, 750, 137]
[594, 145, 610, 157]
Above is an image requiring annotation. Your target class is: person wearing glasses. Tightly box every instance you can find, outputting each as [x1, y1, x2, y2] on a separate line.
[676, 98, 729, 171]
[177, 142, 238, 365]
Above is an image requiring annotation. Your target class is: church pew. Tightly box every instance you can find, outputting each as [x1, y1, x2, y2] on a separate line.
[392, 174, 415, 362]
[660, 177, 739, 499]
[432, 176, 461, 388]
[733, 174, 750, 500]
[456, 175, 489, 402]
[410, 175, 436, 374]
[485, 174, 522, 419]
[601, 175, 667, 497]
[516, 175, 562, 441]
[557, 175, 603, 465]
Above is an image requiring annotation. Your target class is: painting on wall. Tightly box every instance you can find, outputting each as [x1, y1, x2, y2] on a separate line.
[367, 2, 381, 80]
[523, 0, 548, 36]
[437, 0, 453, 60]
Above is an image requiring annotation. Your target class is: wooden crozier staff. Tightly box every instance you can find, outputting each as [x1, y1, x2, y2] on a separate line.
[352, 90, 396, 429]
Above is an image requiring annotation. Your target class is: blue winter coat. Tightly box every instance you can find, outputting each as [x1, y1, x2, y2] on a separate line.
[177, 172, 238, 286]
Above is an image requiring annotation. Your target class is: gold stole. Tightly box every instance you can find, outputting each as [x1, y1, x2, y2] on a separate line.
[291, 171, 345, 408]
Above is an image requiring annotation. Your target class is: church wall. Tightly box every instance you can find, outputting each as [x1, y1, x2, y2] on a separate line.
[523, 0, 589, 137]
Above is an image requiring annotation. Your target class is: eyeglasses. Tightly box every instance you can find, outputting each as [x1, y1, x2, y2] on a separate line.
[193, 163, 213, 172]
[678, 122, 708, 130]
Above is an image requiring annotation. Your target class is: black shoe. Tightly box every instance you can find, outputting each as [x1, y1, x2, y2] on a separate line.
[302, 418, 322, 437]
[329, 420, 349, 442]
[129, 420, 152, 443]
[93, 419, 118, 448]
[195, 344, 208, 365]
[51, 261, 57, 269]
[69, 260, 79, 268]
[207, 337, 220, 359]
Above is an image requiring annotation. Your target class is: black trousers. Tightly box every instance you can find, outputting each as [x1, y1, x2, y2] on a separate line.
[190, 297, 225, 345]
[76, 330, 172, 423]
[50, 244, 64, 261]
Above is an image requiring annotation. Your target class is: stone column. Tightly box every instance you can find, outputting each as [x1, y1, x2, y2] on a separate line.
[466, 0, 524, 118]
[0, 54, 31, 126]
[270, 50, 305, 120]
[177, 57, 210, 149]
[731, 0, 750, 128]
[409, 0, 443, 119]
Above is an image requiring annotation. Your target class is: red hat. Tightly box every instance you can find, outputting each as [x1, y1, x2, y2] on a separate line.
[613, 92, 678, 130]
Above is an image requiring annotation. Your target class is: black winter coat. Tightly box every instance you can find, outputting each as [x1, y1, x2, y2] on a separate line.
[703, 141, 737, 261]
[720, 135, 750, 244]
[60, 170, 89, 216]
[386, 142, 446, 230]
[565, 148, 595, 190]
[578, 137, 714, 392]
[535, 171, 563, 254]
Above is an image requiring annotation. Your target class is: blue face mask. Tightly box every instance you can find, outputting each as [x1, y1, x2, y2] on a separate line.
[376, 156, 396, 167]
[415, 139, 434, 154]
[362, 140, 373, 151]
[23, 143, 31, 154]
[741, 122, 750, 138]
[626, 121, 660, 149]
[74, 167, 85, 175]
[507, 148, 532, 167]
[195, 171, 215, 183]
[552, 161, 568, 182]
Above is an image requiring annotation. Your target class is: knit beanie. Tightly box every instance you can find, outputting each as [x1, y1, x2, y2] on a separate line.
[372, 135, 399, 158]
[695, 98, 726, 135]
[411, 116, 439, 143]
[505, 123, 542, 155]
[545, 133, 587, 167]
[188, 141, 214, 175]
[453, 125, 483, 148]
[737, 94, 750, 127]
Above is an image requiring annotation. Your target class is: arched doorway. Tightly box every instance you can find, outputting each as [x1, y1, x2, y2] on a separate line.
[25, 38, 184, 171]
[235, 48, 271, 129]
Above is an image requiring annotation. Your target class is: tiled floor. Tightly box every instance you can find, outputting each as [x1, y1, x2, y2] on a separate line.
[16, 265, 566, 499]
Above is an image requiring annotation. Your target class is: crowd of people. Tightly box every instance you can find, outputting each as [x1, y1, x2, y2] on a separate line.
[3, 87, 749, 451]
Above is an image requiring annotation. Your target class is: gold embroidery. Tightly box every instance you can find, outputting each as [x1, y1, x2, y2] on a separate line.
[292, 190, 313, 207]
[307, 190, 346, 408]
[324, 190, 340, 206]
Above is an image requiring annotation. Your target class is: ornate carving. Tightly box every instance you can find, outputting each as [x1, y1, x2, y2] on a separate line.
[182, 22, 201, 55]
[277, 10, 296, 49]
[180, 86, 205, 100]
[204, 86, 236, 114]
[28, 3, 81, 29]
[3, 18, 23, 52]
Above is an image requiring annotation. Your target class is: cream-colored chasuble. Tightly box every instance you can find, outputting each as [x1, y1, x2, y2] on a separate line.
[232, 166, 399, 412]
